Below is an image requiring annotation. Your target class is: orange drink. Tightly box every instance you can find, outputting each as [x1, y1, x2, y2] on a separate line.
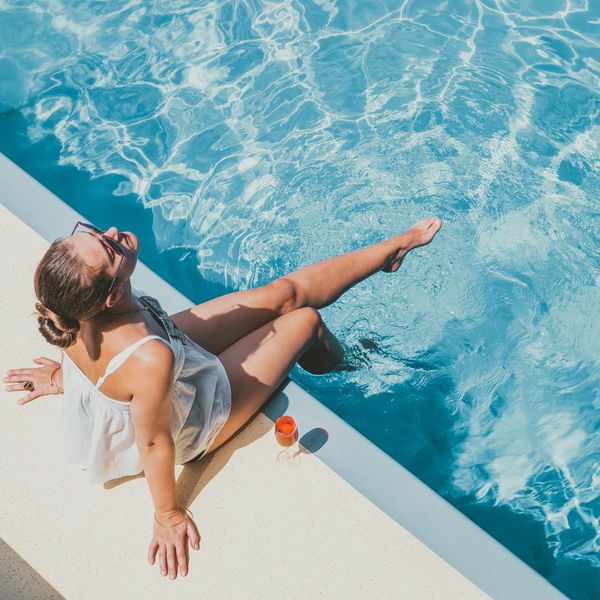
[275, 416, 298, 447]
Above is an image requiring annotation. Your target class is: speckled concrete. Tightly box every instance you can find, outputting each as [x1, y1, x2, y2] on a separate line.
[0, 203, 491, 599]
[0, 538, 64, 600]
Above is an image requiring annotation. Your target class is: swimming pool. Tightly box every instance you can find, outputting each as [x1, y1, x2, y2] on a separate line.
[1, 1, 598, 598]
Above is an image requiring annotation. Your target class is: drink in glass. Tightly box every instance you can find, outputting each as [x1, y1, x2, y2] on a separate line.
[275, 415, 301, 469]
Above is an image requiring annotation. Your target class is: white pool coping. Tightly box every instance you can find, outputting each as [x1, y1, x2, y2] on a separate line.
[0, 153, 566, 599]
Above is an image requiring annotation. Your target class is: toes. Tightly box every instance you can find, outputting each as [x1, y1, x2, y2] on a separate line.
[427, 217, 442, 230]
[416, 217, 441, 231]
[409, 217, 442, 244]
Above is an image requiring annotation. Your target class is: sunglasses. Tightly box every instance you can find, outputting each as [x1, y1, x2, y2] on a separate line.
[70, 221, 128, 295]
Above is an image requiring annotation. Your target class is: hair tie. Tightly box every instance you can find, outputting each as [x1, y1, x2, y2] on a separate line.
[35, 302, 58, 321]
[35, 302, 78, 333]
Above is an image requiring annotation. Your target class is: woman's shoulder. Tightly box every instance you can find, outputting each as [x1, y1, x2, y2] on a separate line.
[64, 316, 174, 401]
[105, 337, 176, 401]
[131, 332, 174, 358]
[123, 337, 176, 400]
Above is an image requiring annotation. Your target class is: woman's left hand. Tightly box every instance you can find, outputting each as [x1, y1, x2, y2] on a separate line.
[4, 357, 61, 405]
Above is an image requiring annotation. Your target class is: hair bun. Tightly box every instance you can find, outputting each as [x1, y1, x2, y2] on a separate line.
[35, 302, 79, 348]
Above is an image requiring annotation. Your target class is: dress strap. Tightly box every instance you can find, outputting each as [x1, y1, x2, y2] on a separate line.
[95, 335, 171, 389]
[136, 294, 188, 346]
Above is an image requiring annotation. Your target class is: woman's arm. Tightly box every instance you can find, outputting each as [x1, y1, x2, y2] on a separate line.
[129, 341, 200, 579]
[130, 341, 178, 512]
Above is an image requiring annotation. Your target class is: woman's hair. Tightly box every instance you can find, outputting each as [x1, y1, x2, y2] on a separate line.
[33, 238, 113, 348]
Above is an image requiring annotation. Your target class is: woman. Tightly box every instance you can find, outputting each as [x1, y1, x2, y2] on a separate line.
[4, 217, 441, 580]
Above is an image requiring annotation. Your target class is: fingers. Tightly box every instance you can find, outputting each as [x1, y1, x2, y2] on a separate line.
[4, 378, 40, 404]
[3, 380, 39, 405]
[151, 523, 197, 580]
[5, 356, 58, 380]
[4, 369, 33, 380]
[33, 357, 56, 366]
[166, 545, 177, 579]
[157, 544, 183, 579]
[158, 547, 167, 577]
[5, 383, 31, 392]
[187, 521, 200, 551]
[148, 540, 159, 565]
[175, 540, 188, 577]
[17, 394, 37, 406]
[184, 539, 190, 575]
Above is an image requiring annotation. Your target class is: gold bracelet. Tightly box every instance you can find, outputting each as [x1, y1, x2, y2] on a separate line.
[154, 506, 193, 528]
[50, 366, 63, 394]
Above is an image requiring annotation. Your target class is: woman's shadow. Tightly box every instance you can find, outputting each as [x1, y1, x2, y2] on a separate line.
[176, 377, 292, 508]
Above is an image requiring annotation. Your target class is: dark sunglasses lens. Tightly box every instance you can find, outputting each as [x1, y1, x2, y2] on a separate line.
[78, 222, 126, 255]
[104, 237, 126, 255]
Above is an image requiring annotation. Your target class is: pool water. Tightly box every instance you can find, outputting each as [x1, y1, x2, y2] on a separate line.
[1, 1, 599, 597]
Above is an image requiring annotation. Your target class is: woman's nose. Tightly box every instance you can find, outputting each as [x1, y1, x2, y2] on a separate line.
[104, 226, 119, 239]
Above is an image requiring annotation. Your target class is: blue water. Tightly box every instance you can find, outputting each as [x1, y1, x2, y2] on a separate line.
[1, 1, 599, 597]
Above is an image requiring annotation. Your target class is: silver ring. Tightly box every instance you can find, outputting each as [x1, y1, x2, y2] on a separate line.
[23, 381, 34, 391]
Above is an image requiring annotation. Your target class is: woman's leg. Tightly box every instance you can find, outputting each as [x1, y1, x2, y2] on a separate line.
[171, 217, 442, 355]
[203, 307, 333, 455]
[278, 217, 442, 309]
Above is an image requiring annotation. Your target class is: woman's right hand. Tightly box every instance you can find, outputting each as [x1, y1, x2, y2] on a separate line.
[148, 508, 201, 579]
[4, 357, 62, 405]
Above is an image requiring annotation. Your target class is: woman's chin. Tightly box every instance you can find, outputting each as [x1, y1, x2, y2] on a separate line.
[128, 255, 138, 277]
[123, 231, 139, 251]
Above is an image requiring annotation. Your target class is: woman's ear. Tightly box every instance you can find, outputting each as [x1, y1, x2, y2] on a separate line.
[104, 278, 132, 310]
[104, 284, 124, 310]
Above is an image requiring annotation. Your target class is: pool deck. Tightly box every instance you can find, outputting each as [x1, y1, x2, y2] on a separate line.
[0, 154, 566, 599]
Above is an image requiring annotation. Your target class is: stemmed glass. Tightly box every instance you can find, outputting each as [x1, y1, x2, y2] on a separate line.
[275, 415, 301, 469]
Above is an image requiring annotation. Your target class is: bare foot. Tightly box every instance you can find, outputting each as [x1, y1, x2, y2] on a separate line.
[382, 217, 443, 273]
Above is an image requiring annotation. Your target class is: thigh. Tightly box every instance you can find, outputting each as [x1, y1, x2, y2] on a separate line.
[203, 307, 321, 456]
[169, 278, 298, 356]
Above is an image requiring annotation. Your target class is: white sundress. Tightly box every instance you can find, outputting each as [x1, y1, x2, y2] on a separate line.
[60, 294, 232, 485]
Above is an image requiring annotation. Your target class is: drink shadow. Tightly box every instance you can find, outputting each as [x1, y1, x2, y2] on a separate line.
[297, 427, 329, 454]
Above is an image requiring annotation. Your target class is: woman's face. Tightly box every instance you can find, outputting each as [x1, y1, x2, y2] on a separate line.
[69, 226, 139, 292]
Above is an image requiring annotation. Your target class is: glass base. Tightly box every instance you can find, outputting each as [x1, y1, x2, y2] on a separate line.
[276, 446, 301, 470]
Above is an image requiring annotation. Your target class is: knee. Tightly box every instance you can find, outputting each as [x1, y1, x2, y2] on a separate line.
[293, 306, 323, 335]
[267, 278, 300, 314]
